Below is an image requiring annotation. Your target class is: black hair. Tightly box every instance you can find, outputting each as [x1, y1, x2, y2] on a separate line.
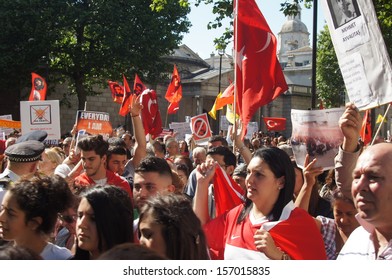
[77, 134, 108, 157]
[72, 185, 134, 260]
[135, 156, 172, 177]
[238, 147, 295, 223]
[207, 146, 236, 167]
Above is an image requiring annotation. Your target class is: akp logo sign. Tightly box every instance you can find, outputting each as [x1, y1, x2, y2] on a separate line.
[30, 105, 51, 125]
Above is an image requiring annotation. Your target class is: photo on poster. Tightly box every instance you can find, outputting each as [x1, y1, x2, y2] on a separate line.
[327, 0, 361, 29]
[290, 108, 344, 170]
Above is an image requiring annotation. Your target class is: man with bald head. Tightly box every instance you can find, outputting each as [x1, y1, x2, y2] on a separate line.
[338, 143, 392, 260]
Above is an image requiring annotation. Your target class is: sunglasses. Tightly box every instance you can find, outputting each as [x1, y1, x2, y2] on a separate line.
[58, 213, 77, 224]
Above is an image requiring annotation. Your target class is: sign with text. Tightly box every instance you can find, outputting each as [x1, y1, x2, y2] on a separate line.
[321, 0, 392, 110]
[75, 110, 113, 139]
[190, 113, 212, 143]
[169, 122, 192, 140]
[20, 100, 61, 140]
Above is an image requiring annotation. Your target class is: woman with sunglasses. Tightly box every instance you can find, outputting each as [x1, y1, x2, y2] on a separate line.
[54, 195, 81, 253]
[0, 175, 74, 259]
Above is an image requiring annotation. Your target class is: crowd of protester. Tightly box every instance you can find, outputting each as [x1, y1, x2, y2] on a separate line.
[0, 102, 391, 260]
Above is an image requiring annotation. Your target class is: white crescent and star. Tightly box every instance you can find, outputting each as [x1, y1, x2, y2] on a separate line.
[236, 32, 273, 70]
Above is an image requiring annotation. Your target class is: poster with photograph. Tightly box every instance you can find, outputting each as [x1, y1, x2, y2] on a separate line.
[290, 108, 345, 170]
[321, 0, 392, 110]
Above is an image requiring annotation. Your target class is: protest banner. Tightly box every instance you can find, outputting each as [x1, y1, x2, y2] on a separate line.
[20, 100, 61, 140]
[75, 110, 113, 139]
[290, 108, 344, 170]
[321, 0, 392, 110]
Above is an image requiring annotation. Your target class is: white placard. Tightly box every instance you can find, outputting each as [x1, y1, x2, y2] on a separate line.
[20, 100, 61, 140]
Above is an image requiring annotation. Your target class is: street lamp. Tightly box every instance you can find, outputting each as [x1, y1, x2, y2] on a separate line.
[218, 48, 225, 94]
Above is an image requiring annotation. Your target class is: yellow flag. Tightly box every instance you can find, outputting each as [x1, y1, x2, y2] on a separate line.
[226, 104, 240, 124]
[376, 114, 387, 124]
[208, 92, 222, 120]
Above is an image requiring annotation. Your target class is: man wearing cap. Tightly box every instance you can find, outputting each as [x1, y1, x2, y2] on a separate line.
[0, 140, 45, 203]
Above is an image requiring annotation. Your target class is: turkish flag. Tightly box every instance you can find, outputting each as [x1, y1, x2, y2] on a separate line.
[108, 81, 124, 104]
[213, 165, 246, 217]
[263, 117, 286, 131]
[360, 109, 372, 145]
[29, 73, 47, 101]
[140, 89, 163, 139]
[234, 0, 288, 137]
[119, 75, 132, 116]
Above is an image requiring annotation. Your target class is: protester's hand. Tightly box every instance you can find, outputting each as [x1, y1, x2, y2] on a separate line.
[70, 124, 77, 137]
[68, 149, 81, 164]
[129, 95, 143, 117]
[302, 154, 323, 188]
[254, 229, 283, 260]
[231, 119, 244, 147]
[339, 102, 361, 142]
[195, 158, 216, 186]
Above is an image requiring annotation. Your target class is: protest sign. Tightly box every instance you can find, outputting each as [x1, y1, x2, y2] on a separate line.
[290, 108, 344, 170]
[75, 110, 113, 139]
[20, 100, 61, 140]
[321, 0, 392, 110]
[190, 113, 212, 143]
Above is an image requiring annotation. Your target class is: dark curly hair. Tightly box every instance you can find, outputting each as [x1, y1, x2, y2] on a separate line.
[9, 175, 74, 235]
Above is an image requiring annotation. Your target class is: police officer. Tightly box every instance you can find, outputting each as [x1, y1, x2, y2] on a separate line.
[0, 140, 45, 203]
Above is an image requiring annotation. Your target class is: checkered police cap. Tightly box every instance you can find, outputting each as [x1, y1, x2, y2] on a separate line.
[5, 140, 45, 162]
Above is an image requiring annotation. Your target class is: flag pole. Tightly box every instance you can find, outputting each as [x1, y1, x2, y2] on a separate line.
[232, 0, 239, 154]
[165, 107, 169, 128]
[371, 103, 391, 145]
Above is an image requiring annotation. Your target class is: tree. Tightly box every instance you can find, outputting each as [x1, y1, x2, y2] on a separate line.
[0, 0, 190, 112]
[316, 25, 345, 108]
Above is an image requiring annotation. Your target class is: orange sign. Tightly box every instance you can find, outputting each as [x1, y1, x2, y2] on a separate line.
[76, 111, 113, 138]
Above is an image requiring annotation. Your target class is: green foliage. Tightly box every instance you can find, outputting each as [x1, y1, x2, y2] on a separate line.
[0, 0, 190, 109]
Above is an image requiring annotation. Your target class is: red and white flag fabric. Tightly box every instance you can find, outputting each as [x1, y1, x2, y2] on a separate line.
[263, 117, 286, 131]
[29, 72, 47, 101]
[360, 109, 372, 145]
[140, 89, 163, 139]
[165, 65, 182, 114]
[108, 81, 124, 104]
[119, 75, 132, 116]
[234, 0, 288, 137]
[213, 165, 246, 217]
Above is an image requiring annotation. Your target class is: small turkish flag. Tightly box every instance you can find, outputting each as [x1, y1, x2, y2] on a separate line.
[263, 117, 286, 131]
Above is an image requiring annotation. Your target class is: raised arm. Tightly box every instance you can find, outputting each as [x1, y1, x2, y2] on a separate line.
[335, 102, 362, 199]
[193, 159, 217, 225]
[129, 95, 146, 168]
[231, 120, 252, 164]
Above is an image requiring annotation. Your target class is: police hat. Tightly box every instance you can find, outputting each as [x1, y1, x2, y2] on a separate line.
[16, 131, 48, 144]
[5, 140, 45, 162]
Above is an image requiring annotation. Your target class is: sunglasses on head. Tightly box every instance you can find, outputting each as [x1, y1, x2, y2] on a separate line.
[58, 213, 77, 224]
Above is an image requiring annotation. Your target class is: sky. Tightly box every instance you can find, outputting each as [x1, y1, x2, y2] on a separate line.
[182, 0, 327, 59]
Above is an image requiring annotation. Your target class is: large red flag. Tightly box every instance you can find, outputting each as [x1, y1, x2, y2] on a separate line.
[234, 0, 288, 137]
[119, 75, 132, 116]
[165, 65, 182, 114]
[360, 109, 372, 145]
[29, 73, 47, 101]
[263, 117, 286, 131]
[140, 89, 163, 139]
[213, 165, 246, 217]
[108, 81, 124, 104]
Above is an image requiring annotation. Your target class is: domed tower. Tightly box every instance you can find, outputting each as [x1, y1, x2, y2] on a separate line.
[277, 4, 311, 64]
